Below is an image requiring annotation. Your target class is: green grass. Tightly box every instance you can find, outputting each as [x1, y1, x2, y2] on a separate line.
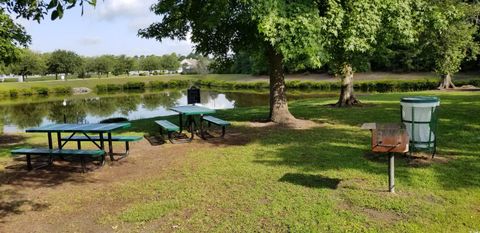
[1, 91, 479, 232]
[118, 91, 479, 231]
[2, 72, 479, 92]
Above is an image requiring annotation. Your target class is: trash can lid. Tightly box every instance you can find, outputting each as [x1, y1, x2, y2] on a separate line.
[401, 96, 439, 104]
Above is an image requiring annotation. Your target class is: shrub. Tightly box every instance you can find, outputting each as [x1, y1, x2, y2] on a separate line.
[96, 84, 122, 92]
[19, 89, 33, 96]
[9, 89, 18, 97]
[52, 86, 72, 94]
[123, 82, 146, 90]
[32, 87, 49, 95]
[149, 81, 168, 89]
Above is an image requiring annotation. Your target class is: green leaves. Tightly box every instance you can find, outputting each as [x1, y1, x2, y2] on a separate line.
[0, 10, 32, 66]
[1, 0, 96, 22]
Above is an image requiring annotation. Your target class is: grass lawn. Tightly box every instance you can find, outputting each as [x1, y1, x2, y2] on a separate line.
[1, 72, 479, 93]
[0, 91, 479, 232]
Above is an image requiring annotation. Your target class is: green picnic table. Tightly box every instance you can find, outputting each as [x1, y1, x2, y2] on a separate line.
[169, 105, 216, 140]
[26, 123, 131, 161]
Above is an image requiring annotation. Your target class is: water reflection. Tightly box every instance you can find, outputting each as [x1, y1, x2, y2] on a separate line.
[0, 90, 337, 133]
[0, 90, 262, 133]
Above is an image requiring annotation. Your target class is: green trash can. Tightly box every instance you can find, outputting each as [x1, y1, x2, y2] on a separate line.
[400, 96, 440, 157]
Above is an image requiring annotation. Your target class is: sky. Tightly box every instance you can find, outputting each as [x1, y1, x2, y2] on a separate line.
[14, 0, 194, 57]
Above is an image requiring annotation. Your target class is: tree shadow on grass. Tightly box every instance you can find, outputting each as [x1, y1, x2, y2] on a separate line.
[250, 124, 480, 190]
[1, 142, 99, 188]
[279, 173, 341, 189]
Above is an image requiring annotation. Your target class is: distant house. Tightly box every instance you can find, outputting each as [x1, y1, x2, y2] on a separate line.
[180, 59, 199, 74]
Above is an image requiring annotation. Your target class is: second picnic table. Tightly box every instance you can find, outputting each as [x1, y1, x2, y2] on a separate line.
[169, 105, 215, 139]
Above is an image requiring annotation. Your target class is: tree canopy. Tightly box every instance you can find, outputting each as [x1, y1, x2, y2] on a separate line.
[9, 49, 46, 80]
[0, 0, 96, 65]
[46, 50, 82, 79]
[0, 9, 31, 66]
[140, 0, 326, 123]
[421, 0, 479, 89]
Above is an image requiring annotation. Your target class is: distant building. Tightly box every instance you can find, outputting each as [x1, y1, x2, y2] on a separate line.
[180, 59, 199, 74]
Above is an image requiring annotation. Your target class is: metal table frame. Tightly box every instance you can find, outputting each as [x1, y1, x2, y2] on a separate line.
[26, 123, 131, 163]
[169, 105, 216, 140]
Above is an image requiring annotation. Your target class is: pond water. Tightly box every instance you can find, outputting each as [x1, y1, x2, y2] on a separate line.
[0, 89, 338, 133]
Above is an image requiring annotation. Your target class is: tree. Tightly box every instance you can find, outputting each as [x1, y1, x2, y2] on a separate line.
[94, 55, 115, 77]
[140, 55, 161, 74]
[140, 0, 324, 123]
[316, 0, 421, 106]
[1, 0, 95, 21]
[0, 9, 31, 66]
[159, 53, 180, 71]
[46, 50, 82, 79]
[422, 0, 479, 89]
[0, 1, 95, 65]
[113, 55, 135, 76]
[10, 49, 46, 81]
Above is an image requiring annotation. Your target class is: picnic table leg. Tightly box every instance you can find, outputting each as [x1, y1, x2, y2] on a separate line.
[48, 132, 53, 149]
[57, 132, 62, 149]
[26, 154, 32, 170]
[47, 132, 53, 165]
[99, 133, 106, 165]
[188, 116, 195, 140]
[108, 132, 114, 161]
[57, 132, 65, 161]
[179, 113, 183, 133]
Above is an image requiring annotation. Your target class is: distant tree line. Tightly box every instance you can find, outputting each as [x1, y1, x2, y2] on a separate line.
[0, 50, 210, 80]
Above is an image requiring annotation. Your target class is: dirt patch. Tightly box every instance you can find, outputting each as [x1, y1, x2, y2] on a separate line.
[326, 103, 377, 108]
[361, 207, 403, 223]
[363, 152, 450, 167]
[0, 125, 261, 233]
[441, 85, 480, 91]
[249, 118, 323, 130]
[336, 199, 403, 225]
[407, 153, 451, 167]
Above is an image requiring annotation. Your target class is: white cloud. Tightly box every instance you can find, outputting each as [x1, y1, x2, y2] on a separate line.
[96, 0, 156, 21]
[78, 37, 102, 46]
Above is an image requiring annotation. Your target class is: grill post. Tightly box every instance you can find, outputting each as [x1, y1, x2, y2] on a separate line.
[388, 153, 395, 193]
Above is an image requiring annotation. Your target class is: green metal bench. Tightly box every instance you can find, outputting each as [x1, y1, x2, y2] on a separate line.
[11, 148, 105, 172]
[155, 120, 184, 144]
[61, 135, 142, 155]
[202, 116, 230, 138]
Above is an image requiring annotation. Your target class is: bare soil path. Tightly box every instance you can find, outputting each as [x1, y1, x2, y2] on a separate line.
[0, 134, 241, 232]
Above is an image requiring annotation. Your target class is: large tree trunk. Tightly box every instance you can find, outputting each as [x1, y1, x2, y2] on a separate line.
[336, 63, 360, 107]
[55, 73, 58, 80]
[267, 46, 295, 123]
[438, 73, 455, 89]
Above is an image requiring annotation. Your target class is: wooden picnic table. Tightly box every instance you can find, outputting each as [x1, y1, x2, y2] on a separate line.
[26, 123, 131, 161]
[169, 105, 215, 139]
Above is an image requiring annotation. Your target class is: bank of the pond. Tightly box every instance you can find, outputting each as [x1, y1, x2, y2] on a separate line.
[1, 73, 479, 98]
[0, 91, 479, 232]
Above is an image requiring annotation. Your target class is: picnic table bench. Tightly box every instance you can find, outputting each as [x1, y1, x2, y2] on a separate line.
[11, 148, 105, 172]
[61, 135, 142, 155]
[202, 116, 230, 138]
[155, 120, 181, 143]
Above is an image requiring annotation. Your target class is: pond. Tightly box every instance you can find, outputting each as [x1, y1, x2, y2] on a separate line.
[0, 89, 338, 133]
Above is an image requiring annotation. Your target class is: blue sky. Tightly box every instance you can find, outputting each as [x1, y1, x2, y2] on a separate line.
[14, 0, 193, 57]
